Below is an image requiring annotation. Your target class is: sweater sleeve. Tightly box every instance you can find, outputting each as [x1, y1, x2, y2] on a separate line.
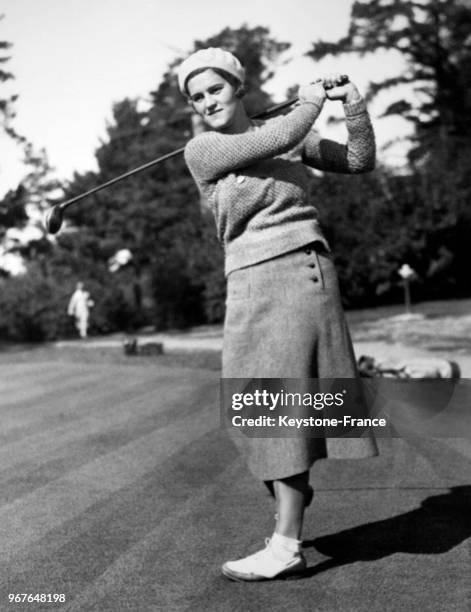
[301, 98, 376, 173]
[184, 100, 324, 182]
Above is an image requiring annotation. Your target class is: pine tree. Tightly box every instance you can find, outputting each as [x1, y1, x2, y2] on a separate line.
[305, 0, 471, 304]
[307, 0, 471, 161]
[0, 14, 24, 142]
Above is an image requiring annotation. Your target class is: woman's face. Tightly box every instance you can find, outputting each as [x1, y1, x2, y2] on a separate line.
[187, 69, 239, 131]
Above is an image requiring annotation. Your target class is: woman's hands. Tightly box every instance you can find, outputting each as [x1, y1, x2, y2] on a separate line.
[323, 73, 361, 104]
[298, 80, 327, 105]
[299, 74, 362, 106]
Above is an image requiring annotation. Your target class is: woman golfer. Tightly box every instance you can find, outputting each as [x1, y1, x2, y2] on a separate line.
[178, 47, 377, 581]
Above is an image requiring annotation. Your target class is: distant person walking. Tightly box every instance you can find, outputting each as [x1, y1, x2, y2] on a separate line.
[178, 47, 378, 582]
[67, 282, 94, 339]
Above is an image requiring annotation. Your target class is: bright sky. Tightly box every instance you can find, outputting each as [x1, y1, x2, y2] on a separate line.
[0, 0, 411, 198]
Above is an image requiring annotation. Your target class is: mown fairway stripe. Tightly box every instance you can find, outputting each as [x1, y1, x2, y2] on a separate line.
[0, 428, 240, 607]
[0, 368, 217, 472]
[0, 374, 211, 442]
[0, 379, 218, 506]
[0, 399, 218, 558]
[0, 361, 200, 411]
[0, 361, 101, 394]
[62, 452, 243, 611]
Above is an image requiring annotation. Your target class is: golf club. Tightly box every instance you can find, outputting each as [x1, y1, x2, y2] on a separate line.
[43, 75, 349, 234]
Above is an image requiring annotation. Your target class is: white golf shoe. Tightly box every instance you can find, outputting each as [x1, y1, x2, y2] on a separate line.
[221, 538, 306, 582]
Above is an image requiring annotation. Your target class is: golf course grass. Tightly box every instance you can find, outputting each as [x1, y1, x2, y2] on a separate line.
[1, 301, 470, 611]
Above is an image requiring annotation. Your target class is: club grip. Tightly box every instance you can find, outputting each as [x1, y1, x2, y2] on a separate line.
[323, 75, 349, 90]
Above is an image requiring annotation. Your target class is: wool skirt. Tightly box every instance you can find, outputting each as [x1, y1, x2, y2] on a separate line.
[222, 241, 378, 481]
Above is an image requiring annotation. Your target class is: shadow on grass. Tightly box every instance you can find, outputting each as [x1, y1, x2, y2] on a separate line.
[301, 485, 471, 577]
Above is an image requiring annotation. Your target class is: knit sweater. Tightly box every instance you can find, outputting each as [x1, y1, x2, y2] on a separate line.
[184, 98, 375, 275]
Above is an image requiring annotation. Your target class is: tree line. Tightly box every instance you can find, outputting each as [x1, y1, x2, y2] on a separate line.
[1, 1, 470, 342]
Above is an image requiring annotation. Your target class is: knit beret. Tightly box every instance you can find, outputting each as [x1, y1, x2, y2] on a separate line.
[177, 47, 245, 94]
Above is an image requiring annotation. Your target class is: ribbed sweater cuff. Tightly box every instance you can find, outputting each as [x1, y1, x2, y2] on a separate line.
[300, 97, 325, 110]
[343, 98, 367, 116]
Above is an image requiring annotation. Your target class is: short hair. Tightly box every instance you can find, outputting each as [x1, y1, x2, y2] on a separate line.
[184, 67, 246, 99]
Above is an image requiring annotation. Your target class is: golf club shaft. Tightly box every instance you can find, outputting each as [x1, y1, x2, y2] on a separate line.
[60, 147, 184, 211]
[59, 97, 298, 212]
[57, 74, 349, 213]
